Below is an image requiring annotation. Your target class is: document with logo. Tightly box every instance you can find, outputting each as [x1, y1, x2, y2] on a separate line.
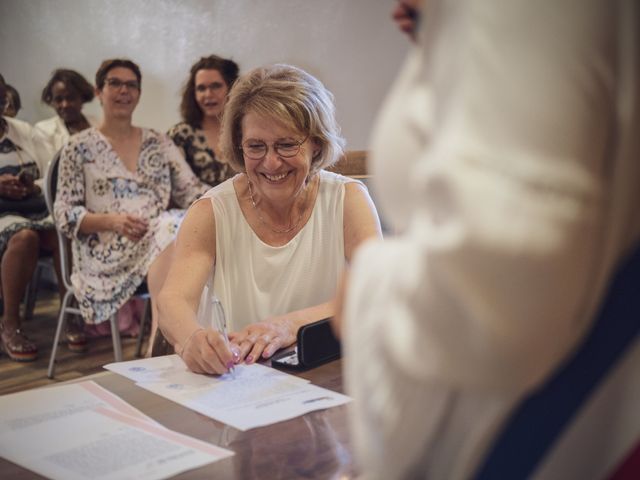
[106, 355, 351, 431]
[0, 381, 233, 480]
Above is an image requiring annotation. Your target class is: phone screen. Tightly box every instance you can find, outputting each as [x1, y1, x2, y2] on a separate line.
[271, 347, 300, 369]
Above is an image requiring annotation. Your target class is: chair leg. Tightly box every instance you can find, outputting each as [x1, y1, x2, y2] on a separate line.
[135, 297, 151, 358]
[110, 314, 123, 362]
[47, 290, 72, 379]
[23, 263, 44, 321]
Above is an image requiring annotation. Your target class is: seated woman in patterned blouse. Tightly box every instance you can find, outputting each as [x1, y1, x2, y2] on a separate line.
[167, 55, 239, 187]
[54, 59, 207, 350]
[0, 74, 60, 362]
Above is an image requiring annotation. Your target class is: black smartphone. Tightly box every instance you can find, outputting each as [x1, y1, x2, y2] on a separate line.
[18, 169, 34, 188]
[271, 318, 341, 370]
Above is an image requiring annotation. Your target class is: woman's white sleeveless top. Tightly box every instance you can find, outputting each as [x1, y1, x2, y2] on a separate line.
[197, 170, 358, 332]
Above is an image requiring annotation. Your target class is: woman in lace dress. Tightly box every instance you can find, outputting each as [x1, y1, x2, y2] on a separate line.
[54, 59, 207, 344]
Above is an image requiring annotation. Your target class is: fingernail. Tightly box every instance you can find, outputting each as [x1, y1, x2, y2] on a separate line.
[262, 347, 272, 358]
[231, 346, 241, 361]
[246, 355, 253, 364]
[226, 361, 234, 370]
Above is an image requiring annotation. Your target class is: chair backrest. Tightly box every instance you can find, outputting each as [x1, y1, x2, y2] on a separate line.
[43, 149, 74, 291]
[474, 244, 640, 480]
[327, 150, 369, 178]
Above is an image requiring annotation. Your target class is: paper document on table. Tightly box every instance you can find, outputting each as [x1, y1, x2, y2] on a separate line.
[105, 354, 309, 386]
[106, 355, 351, 431]
[0, 381, 157, 426]
[0, 381, 233, 480]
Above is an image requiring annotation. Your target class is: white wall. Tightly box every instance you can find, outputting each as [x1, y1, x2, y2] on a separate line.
[0, 0, 409, 150]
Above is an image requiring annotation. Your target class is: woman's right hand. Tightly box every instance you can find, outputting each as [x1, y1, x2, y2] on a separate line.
[178, 327, 238, 375]
[0, 174, 30, 199]
[110, 213, 148, 242]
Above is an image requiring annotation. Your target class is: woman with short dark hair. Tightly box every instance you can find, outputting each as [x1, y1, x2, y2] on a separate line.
[36, 69, 97, 152]
[168, 55, 239, 186]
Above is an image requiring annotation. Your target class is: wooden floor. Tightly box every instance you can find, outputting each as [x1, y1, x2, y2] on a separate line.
[0, 288, 150, 395]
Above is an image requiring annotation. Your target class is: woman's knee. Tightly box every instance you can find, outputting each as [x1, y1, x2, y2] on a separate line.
[7, 229, 40, 252]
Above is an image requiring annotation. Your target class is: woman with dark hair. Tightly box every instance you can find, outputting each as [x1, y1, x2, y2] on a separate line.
[54, 58, 207, 350]
[35, 69, 97, 152]
[0, 74, 63, 361]
[168, 55, 239, 186]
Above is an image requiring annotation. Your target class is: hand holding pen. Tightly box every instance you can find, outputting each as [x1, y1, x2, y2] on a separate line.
[212, 297, 238, 377]
[177, 297, 238, 376]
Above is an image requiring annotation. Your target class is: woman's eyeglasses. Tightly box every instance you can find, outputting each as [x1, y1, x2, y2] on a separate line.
[240, 136, 308, 160]
[104, 78, 140, 91]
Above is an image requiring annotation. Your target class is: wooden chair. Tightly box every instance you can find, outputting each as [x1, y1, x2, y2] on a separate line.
[327, 150, 369, 178]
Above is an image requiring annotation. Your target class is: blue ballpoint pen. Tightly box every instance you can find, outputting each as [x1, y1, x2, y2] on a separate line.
[212, 297, 235, 377]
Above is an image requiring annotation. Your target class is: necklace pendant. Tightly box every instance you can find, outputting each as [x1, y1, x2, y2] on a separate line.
[247, 178, 304, 235]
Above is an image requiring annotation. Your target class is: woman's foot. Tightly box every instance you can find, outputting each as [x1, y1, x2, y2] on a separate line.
[65, 320, 88, 353]
[0, 326, 37, 362]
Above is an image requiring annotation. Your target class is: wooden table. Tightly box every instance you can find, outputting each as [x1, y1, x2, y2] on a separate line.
[0, 360, 357, 479]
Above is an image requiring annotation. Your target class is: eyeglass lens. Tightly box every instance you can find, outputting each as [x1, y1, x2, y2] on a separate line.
[105, 78, 140, 90]
[242, 138, 306, 159]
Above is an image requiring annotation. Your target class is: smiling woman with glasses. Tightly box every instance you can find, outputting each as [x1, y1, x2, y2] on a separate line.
[157, 64, 382, 375]
[54, 58, 208, 354]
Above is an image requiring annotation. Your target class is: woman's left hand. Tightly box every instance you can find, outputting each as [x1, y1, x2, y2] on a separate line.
[229, 317, 297, 363]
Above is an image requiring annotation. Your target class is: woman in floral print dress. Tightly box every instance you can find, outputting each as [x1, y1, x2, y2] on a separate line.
[54, 59, 207, 339]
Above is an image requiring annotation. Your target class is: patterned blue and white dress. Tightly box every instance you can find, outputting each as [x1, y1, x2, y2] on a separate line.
[0, 117, 54, 257]
[54, 127, 207, 323]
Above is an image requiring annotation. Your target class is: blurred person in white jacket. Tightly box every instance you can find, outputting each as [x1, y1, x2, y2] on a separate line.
[337, 0, 640, 478]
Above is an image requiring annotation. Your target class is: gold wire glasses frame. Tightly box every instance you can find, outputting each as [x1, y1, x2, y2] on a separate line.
[104, 78, 140, 91]
[240, 136, 308, 160]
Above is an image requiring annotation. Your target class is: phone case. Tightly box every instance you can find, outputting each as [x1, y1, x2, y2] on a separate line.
[271, 318, 341, 370]
[297, 318, 341, 367]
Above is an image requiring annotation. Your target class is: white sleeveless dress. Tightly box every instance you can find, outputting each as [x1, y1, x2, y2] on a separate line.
[197, 170, 359, 332]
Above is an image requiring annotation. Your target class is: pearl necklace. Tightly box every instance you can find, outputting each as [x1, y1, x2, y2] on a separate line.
[246, 178, 305, 234]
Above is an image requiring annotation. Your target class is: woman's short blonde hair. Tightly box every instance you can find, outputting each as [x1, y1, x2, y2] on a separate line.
[220, 64, 345, 176]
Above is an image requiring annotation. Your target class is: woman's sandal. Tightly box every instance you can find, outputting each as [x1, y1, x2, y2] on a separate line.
[65, 323, 88, 353]
[1, 328, 38, 362]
